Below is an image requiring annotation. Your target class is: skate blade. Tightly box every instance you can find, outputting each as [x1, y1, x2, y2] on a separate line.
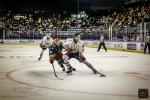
[66, 72, 73, 75]
[100, 74, 106, 77]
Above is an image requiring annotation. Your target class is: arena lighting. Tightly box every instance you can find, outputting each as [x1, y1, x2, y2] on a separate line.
[14, 15, 26, 20]
[71, 11, 88, 19]
[77, 14, 81, 18]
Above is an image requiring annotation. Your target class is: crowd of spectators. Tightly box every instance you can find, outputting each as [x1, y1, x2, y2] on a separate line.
[0, 1, 149, 41]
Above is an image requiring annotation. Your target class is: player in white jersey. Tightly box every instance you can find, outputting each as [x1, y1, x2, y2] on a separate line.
[38, 33, 53, 60]
[63, 33, 102, 75]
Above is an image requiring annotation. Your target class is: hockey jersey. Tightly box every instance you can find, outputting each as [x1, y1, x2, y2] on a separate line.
[41, 35, 53, 48]
[64, 38, 84, 54]
[49, 42, 64, 56]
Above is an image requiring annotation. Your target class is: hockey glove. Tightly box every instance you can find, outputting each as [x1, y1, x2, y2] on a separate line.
[56, 52, 63, 58]
[49, 56, 54, 64]
[40, 43, 43, 48]
[79, 54, 84, 63]
[66, 48, 73, 54]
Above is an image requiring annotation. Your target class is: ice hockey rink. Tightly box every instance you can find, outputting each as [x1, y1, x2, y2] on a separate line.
[0, 44, 150, 100]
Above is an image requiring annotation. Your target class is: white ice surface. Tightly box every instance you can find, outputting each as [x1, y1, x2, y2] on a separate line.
[0, 45, 150, 100]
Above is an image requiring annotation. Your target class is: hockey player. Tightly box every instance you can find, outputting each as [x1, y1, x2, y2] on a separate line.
[38, 33, 53, 60]
[49, 37, 65, 71]
[49, 37, 76, 72]
[63, 33, 104, 76]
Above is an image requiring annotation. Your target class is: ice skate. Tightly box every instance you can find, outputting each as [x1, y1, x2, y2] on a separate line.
[66, 68, 72, 75]
[71, 67, 76, 71]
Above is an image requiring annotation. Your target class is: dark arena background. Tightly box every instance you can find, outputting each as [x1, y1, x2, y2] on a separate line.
[0, 0, 150, 100]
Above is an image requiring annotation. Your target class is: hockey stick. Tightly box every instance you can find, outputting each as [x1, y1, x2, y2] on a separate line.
[92, 67, 106, 77]
[51, 64, 63, 80]
[75, 55, 106, 77]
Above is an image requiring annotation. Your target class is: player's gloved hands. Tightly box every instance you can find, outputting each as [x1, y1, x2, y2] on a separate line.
[66, 48, 73, 54]
[40, 43, 43, 48]
[79, 54, 84, 63]
[49, 56, 54, 64]
[56, 52, 63, 58]
[40, 43, 46, 49]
